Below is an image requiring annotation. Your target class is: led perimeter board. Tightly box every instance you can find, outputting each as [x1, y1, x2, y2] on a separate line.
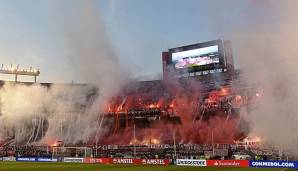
[169, 39, 226, 74]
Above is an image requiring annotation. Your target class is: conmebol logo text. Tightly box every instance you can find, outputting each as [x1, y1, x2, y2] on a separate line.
[251, 161, 295, 168]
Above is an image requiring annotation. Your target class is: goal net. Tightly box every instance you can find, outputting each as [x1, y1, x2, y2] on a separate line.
[52, 146, 93, 158]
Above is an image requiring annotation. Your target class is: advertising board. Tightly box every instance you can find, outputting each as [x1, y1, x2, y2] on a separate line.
[16, 157, 36, 162]
[85, 158, 170, 165]
[141, 159, 170, 165]
[37, 158, 58, 162]
[3, 157, 16, 161]
[249, 160, 298, 169]
[176, 159, 206, 166]
[207, 160, 249, 167]
[63, 157, 84, 163]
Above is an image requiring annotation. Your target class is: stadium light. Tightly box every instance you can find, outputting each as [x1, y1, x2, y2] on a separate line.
[0, 64, 40, 83]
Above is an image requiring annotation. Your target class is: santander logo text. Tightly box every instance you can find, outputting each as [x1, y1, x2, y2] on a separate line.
[207, 160, 249, 167]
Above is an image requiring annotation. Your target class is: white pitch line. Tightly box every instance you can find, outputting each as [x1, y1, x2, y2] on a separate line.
[280, 168, 288, 171]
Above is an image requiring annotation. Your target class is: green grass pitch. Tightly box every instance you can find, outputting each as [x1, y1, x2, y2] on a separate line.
[0, 162, 295, 171]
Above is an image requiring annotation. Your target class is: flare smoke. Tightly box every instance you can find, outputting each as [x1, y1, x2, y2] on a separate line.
[225, 1, 298, 154]
[0, 0, 130, 144]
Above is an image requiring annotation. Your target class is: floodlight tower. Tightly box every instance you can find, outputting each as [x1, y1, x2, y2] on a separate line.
[0, 64, 40, 83]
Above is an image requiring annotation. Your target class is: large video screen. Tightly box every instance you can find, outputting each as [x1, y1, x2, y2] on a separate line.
[172, 45, 219, 69]
[169, 40, 225, 73]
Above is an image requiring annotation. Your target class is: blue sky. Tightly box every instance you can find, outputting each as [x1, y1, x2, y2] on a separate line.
[0, 0, 281, 83]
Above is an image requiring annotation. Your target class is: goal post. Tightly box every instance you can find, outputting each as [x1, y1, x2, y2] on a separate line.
[52, 146, 93, 159]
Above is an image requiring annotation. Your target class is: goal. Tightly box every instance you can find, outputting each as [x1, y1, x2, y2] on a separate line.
[52, 146, 93, 158]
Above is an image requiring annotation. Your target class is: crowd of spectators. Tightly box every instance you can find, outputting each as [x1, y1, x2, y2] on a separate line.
[0, 144, 277, 159]
[0, 143, 285, 161]
[0, 146, 51, 158]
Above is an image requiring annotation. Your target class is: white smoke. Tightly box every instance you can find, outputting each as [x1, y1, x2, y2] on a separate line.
[0, 83, 97, 144]
[226, 1, 298, 155]
[192, 0, 298, 155]
[0, 0, 131, 145]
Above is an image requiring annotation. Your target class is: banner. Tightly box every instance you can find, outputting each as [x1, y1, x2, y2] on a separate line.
[141, 159, 170, 165]
[250, 160, 298, 169]
[63, 157, 84, 163]
[16, 157, 36, 162]
[83, 158, 95, 163]
[112, 158, 140, 164]
[207, 160, 249, 167]
[3, 157, 16, 161]
[176, 159, 206, 166]
[37, 158, 58, 162]
[83, 158, 169, 165]
[95, 158, 113, 164]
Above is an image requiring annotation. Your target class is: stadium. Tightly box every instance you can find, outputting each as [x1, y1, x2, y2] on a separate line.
[1, 0, 298, 170]
[1, 39, 297, 171]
